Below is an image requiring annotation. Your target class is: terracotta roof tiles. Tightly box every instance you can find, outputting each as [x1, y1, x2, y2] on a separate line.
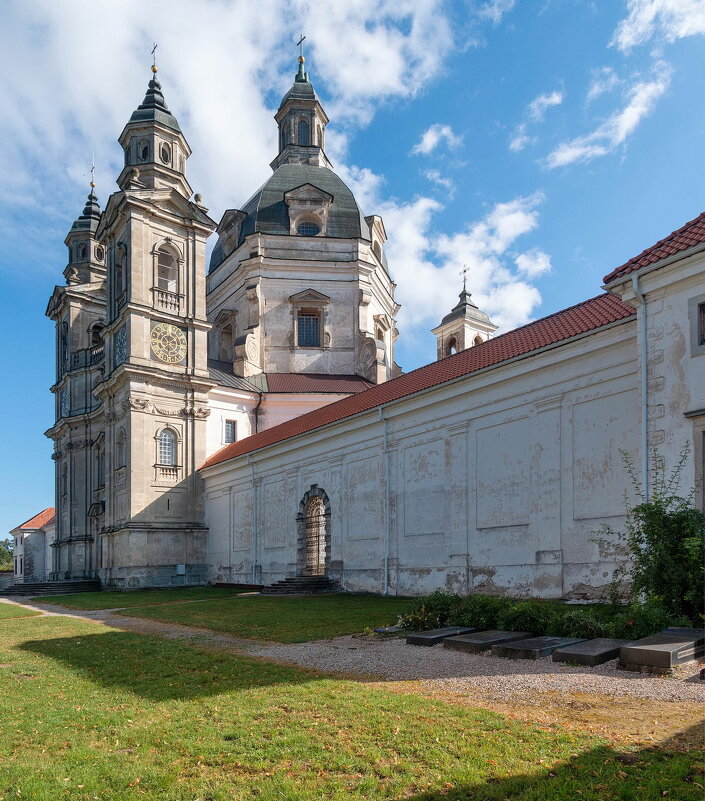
[603, 211, 705, 284]
[202, 293, 635, 470]
[16, 508, 55, 531]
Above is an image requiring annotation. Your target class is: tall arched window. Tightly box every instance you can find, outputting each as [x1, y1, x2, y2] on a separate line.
[157, 248, 178, 293]
[473, 335, 483, 346]
[91, 324, 104, 348]
[115, 429, 126, 468]
[158, 429, 177, 466]
[446, 337, 458, 356]
[297, 119, 310, 146]
[220, 323, 233, 361]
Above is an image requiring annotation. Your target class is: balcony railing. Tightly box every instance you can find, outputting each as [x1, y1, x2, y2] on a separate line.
[155, 465, 179, 483]
[152, 288, 182, 312]
[71, 346, 105, 369]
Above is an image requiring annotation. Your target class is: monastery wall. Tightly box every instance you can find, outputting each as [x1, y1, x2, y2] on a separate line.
[203, 320, 641, 598]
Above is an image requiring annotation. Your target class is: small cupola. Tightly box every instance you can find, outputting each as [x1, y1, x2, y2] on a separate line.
[63, 180, 106, 285]
[271, 46, 331, 171]
[116, 61, 193, 198]
[431, 276, 498, 359]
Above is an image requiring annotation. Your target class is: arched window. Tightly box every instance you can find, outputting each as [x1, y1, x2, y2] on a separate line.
[59, 322, 69, 365]
[297, 487, 331, 577]
[61, 463, 68, 497]
[91, 324, 104, 348]
[297, 119, 310, 146]
[96, 448, 105, 487]
[473, 335, 483, 346]
[157, 248, 178, 293]
[158, 429, 177, 466]
[446, 337, 458, 356]
[297, 220, 320, 237]
[115, 429, 126, 468]
[78, 243, 87, 260]
[139, 139, 149, 161]
[220, 323, 233, 361]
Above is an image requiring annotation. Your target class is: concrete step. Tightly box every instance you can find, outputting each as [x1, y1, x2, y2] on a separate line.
[261, 576, 341, 595]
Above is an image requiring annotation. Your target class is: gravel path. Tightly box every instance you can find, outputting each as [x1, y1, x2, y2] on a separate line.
[3, 596, 704, 704]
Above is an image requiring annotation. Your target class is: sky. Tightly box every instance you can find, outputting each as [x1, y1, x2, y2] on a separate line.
[1, 0, 704, 536]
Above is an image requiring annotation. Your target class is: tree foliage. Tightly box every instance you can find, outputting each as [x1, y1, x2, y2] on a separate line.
[0, 537, 14, 571]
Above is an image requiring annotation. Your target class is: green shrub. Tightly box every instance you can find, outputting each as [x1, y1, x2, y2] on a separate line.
[455, 594, 513, 630]
[497, 600, 561, 635]
[601, 601, 690, 640]
[556, 610, 605, 639]
[397, 590, 462, 630]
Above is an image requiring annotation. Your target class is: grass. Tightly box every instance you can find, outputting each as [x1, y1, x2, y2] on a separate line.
[32, 586, 242, 609]
[1, 614, 701, 801]
[0, 602, 40, 619]
[118, 593, 412, 642]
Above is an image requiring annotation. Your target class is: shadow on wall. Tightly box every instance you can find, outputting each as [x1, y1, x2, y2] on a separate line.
[404, 723, 704, 800]
[19, 629, 320, 701]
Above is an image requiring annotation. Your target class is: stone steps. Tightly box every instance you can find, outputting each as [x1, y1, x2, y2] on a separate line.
[261, 576, 341, 595]
[0, 580, 101, 596]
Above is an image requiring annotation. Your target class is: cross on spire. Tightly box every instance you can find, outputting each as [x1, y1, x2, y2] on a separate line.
[460, 265, 469, 292]
[297, 34, 306, 60]
[90, 150, 95, 189]
[151, 42, 158, 73]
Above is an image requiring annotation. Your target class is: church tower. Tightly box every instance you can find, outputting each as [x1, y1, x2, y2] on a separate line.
[83, 65, 215, 588]
[432, 282, 498, 359]
[46, 183, 108, 579]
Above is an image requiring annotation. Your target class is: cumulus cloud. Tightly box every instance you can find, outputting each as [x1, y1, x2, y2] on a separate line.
[478, 0, 517, 24]
[515, 248, 552, 277]
[411, 123, 462, 155]
[545, 61, 672, 168]
[613, 0, 705, 51]
[586, 67, 622, 103]
[509, 89, 563, 152]
[424, 169, 456, 194]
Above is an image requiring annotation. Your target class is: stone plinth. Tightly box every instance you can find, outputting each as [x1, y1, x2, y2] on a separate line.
[406, 627, 476, 646]
[492, 636, 587, 660]
[618, 627, 705, 672]
[443, 630, 533, 653]
[552, 637, 630, 666]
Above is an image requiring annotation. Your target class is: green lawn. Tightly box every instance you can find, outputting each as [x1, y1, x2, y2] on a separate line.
[119, 593, 412, 642]
[0, 602, 41, 619]
[32, 586, 242, 609]
[1, 615, 700, 800]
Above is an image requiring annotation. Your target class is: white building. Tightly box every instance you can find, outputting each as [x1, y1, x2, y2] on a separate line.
[10, 508, 56, 583]
[27, 53, 705, 597]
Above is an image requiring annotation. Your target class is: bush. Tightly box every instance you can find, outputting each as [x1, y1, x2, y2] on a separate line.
[455, 595, 513, 630]
[397, 590, 462, 630]
[601, 601, 690, 640]
[602, 445, 705, 623]
[497, 600, 561, 635]
[556, 610, 605, 639]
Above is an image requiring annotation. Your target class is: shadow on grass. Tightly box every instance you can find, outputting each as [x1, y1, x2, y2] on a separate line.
[19, 629, 320, 701]
[403, 724, 705, 801]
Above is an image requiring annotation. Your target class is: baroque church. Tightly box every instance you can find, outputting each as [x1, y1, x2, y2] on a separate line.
[28, 57, 705, 596]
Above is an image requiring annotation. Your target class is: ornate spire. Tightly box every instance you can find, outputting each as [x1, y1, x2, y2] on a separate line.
[127, 59, 181, 132]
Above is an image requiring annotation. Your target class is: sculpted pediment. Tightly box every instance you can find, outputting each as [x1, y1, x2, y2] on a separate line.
[288, 288, 330, 305]
[284, 183, 333, 208]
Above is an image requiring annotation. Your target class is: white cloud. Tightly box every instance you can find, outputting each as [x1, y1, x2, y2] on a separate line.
[528, 90, 564, 121]
[411, 123, 462, 155]
[478, 0, 517, 24]
[424, 169, 456, 194]
[546, 61, 672, 168]
[586, 67, 622, 103]
[515, 248, 552, 277]
[613, 0, 705, 51]
[509, 89, 563, 152]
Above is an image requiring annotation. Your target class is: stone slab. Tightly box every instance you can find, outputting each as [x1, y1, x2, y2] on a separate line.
[492, 636, 587, 660]
[552, 637, 630, 666]
[618, 627, 705, 670]
[443, 630, 533, 653]
[405, 627, 476, 646]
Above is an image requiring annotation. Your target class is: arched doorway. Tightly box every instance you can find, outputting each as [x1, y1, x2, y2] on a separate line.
[296, 486, 331, 577]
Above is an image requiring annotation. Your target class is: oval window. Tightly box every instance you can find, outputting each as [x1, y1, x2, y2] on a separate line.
[160, 143, 171, 164]
[95, 246, 104, 261]
[297, 221, 320, 236]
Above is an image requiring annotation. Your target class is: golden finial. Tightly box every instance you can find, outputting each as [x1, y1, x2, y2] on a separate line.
[151, 42, 158, 73]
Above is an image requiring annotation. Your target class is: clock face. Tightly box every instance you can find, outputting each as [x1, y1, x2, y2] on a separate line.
[150, 323, 187, 364]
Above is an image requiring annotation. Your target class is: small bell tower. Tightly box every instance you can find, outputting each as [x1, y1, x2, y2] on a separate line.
[432, 273, 497, 359]
[271, 37, 331, 170]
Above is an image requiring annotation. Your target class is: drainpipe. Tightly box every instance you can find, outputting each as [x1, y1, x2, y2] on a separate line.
[248, 454, 258, 584]
[253, 391, 264, 434]
[631, 274, 649, 501]
[378, 406, 392, 595]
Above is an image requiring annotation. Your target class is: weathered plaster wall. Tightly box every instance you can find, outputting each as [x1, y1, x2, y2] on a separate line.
[203, 320, 642, 598]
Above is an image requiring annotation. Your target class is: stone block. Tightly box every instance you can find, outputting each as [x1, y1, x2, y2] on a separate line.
[492, 636, 587, 660]
[618, 627, 705, 671]
[443, 630, 533, 653]
[552, 637, 630, 666]
[405, 627, 476, 646]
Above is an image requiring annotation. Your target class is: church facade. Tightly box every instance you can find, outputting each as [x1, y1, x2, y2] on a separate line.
[42, 59, 705, 596]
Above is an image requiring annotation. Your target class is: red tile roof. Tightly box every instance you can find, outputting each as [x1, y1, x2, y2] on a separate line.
[266, 373, 373, 393]
[202, 293, 635, 470]
[16, 507, 55, 531]
[603, 211, 705, 284]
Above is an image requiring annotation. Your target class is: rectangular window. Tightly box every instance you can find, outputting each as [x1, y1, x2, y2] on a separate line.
[297, 312, 320, 347]
[689, 294, 705, 356]
[699, 302, 705, 346]
[224, 420, 237, 444]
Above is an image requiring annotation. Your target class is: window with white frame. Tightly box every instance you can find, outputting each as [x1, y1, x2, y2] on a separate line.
[224, 420, 237, 444]
[158, 429, 177, 466]
[157, 248, 178, 293]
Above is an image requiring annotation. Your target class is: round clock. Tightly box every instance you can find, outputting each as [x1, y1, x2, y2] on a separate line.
[150, 323, 187, 364]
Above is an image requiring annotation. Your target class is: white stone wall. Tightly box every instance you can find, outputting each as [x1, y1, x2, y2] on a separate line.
[203, 320, 645, 598]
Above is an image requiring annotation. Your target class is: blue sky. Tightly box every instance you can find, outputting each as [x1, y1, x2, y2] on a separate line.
[1, 0, 704, 536]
